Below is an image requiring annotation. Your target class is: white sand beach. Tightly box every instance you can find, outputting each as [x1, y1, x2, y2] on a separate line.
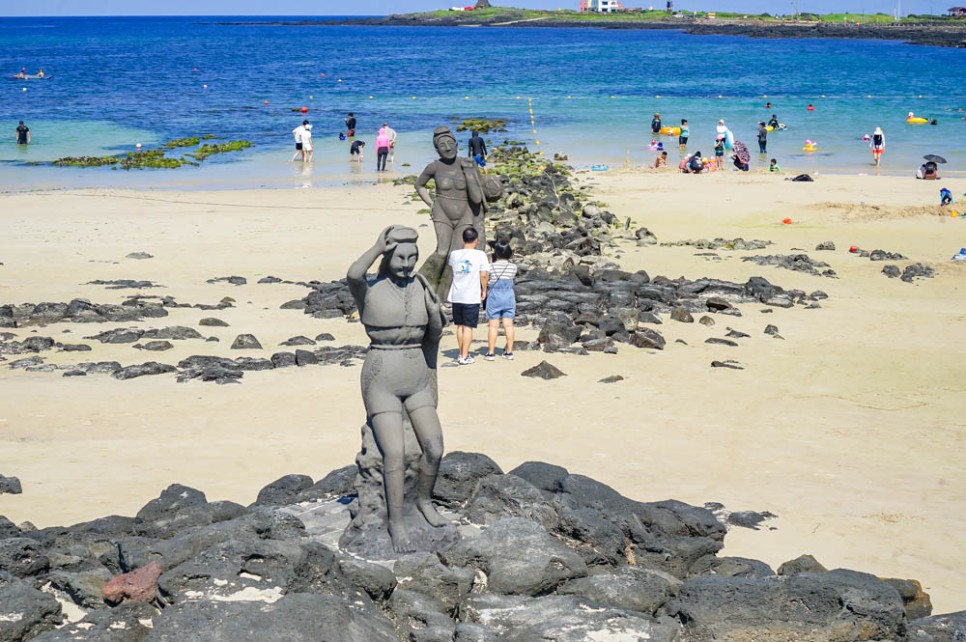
[0, 171, 963, 612]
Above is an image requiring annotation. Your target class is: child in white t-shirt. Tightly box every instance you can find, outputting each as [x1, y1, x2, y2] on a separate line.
[447, 227, 489, 365]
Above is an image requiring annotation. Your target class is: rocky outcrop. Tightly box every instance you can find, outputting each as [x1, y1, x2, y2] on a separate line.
[0, 452, 958, 641]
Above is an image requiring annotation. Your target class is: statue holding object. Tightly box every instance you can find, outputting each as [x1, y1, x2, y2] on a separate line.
[415, 126, 486, 296]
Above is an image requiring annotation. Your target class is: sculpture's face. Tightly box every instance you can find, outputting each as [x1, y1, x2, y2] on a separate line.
[435, 136, 457, 161]
[388, 243, 418, 279]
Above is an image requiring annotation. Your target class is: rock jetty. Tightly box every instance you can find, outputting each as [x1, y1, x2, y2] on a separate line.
[295, 145, 822, 359]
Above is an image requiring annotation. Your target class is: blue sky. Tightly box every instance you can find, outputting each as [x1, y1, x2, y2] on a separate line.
[0, 0, 943, 17]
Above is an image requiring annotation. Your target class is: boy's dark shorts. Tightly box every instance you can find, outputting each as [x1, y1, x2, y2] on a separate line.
[452, 303, 480, 328]
[295, 143, 303, 150]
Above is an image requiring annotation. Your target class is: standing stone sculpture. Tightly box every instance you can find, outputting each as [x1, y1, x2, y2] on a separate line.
[415, 126, 486, 296]
[340, 226, 457, 557]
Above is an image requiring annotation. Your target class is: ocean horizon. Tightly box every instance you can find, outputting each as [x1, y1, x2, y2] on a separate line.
[2, 15, 964, 190]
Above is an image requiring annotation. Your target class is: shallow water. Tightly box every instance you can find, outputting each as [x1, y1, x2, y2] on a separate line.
[1, 17, 964, 190]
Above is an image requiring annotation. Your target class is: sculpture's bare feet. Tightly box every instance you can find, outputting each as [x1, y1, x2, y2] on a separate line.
[388, 520, 416, 554]
[417, 499, 447, 527]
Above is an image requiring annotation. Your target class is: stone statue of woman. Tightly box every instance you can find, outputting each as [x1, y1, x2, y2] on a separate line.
[415, 126, 485, 294]
[345, 225, 448, 554]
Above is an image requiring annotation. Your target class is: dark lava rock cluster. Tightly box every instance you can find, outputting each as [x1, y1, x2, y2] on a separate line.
[0, 453, 956, 641]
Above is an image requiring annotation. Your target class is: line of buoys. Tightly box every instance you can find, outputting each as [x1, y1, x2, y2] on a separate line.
[528, 97, 540, 148]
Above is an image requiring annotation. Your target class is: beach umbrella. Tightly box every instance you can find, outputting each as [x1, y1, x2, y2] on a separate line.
[733, 140, 751, 164]
[923, 154, 947, 164]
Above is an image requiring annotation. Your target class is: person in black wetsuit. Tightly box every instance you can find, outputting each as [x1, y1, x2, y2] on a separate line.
[467, 131, 488, 175]
[350, 139, 365, 163]
[16, 121, 30, 145]
[650, 113, 662, 135]
[344, 113, 357, 137]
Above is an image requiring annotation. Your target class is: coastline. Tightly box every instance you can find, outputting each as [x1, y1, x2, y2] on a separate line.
[227, 15, 966, 48]
[1, 170, 964, 611]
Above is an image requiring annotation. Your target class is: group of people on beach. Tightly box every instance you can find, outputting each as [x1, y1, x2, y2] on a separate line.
[645, 107, 898, 174]
[293, 114, 491, 177]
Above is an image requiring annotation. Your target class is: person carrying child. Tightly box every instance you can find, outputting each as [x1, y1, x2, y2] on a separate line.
[484, 239, 517, 361]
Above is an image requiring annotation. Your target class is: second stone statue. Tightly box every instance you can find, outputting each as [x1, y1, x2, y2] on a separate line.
[415, 126, 486, 297]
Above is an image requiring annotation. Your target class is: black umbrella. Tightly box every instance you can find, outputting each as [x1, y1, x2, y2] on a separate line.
[733, 140, 751, 164]
[923, 154, 947, 164]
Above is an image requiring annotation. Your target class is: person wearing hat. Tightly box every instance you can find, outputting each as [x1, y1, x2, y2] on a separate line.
[380, 122, 398, 163]
[650, 113, 662, 135]
[302, 121, 314, 163]
[870, 127, 885, 167]
[714, 135, 725, 167]
[15, 120, 30, 145]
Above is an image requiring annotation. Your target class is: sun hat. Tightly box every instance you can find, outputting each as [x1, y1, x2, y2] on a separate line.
[874, 127, 883, 135]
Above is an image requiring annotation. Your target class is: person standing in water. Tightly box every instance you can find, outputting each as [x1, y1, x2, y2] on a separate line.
[302, 123, 314, 163]
[376, 127, 391, 172]
[291, 120, 306, 162]
[757, 122, 768, 154]
[871, 127, 885, 167]
[16, 121, 30, 145]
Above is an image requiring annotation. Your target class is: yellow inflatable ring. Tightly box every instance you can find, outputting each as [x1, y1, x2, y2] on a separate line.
[907, 117, 928, 124]
[803, 145, 817, 152]
[660, 126, 681, 136]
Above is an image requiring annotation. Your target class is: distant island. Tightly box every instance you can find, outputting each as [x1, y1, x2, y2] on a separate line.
[224, 7, 966, 48]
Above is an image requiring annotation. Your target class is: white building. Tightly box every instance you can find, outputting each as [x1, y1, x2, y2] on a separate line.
[579, 0, 624, 12]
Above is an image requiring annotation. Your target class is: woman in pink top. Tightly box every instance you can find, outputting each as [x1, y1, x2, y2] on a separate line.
[376, 130, 392, 172]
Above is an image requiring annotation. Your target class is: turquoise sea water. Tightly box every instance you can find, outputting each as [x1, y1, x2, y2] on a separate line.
[1, 16, 965, 190]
